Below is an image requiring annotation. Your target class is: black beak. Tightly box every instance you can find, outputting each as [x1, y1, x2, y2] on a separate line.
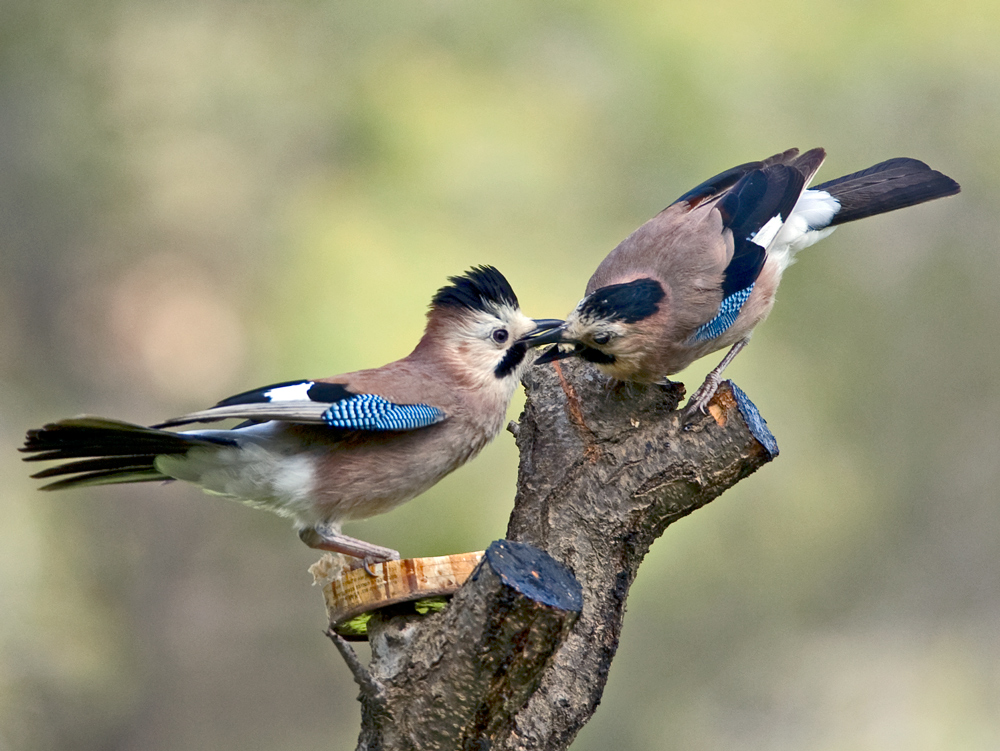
[519, 320, 584, 364]
[520, 320, 569, 347]
[527, 318, 564, 336]
[533, 343, 582, 365]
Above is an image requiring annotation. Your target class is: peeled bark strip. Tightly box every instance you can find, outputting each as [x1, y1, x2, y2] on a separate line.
[345, 359, 777, 750]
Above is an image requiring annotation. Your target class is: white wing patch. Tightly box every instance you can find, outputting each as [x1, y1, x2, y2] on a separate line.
[264, 382, 314, 402]
[751, 215, 785, 249]
[768, 189, 841, 271]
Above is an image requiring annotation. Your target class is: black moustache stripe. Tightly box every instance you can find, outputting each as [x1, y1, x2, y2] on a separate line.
[494, 341, 528, 379]
[579, 346, 616, 365]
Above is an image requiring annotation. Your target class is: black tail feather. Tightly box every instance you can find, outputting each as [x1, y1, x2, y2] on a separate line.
[37, 469, 168, 491]
[21, 417, 233, 459]
[21, 417, 234, 491]
[814, 158, 961, 226]
[30, 455, 162, 479]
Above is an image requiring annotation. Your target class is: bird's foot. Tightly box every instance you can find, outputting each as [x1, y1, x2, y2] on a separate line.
[681, 338, 750, 421]
[684, 334, 750, 422]
[682, 374, 721, 421]
[361, 557, 389, 577]
[299, 526, 400, 577]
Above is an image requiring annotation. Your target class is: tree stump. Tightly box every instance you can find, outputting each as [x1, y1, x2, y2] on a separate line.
[325, 359, 778, 750]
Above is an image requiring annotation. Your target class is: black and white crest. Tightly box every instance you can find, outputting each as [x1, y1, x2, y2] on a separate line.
[431, 266, 520, 315]
[579, 278, 665, 324]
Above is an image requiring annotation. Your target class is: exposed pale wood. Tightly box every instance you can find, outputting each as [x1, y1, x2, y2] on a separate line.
[313, 551, 485, 635]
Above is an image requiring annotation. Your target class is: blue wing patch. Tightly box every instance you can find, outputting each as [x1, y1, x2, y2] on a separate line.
[322, 394, 446, 431]
[690, 284, 754, 342]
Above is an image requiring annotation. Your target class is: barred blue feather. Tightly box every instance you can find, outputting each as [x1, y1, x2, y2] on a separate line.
[322, 394, 446, 431]
[691, 284, 754, 342]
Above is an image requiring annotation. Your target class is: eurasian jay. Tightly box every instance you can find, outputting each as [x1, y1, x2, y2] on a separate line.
[527, 148, 960, 413]
[21, 266, 560, 567]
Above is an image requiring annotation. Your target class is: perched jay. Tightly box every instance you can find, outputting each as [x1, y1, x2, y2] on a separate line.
[527, 148, 960, 413]
[21, 266, 560, 567]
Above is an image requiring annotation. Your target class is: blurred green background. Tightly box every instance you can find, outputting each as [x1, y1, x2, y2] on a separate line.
[2, 1, 997, 749]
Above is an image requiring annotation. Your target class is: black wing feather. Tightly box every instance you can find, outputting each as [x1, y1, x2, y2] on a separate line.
[37, 468, 167, 491]
[213, 380, 353, 408]
[30, 455, 162, 479]
[716, 165, 806, 297]
[672, 148, 801, 207]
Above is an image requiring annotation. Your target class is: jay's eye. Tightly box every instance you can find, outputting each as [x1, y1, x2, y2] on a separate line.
[492, 329, 509, 344]
[592, 332, 612, 346]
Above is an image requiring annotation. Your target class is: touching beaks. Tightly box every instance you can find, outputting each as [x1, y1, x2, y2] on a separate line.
[533, 343, 581, 365]
[519, 320, 569, 347]
[527, 319, 564, 337]
[518, 321, 583, 365]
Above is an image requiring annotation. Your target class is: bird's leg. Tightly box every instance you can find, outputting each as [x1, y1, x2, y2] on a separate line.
[684, 337, 750, 417]
[299, 526, 400, 576]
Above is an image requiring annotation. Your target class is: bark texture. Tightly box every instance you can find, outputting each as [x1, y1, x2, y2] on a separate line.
[348, 539, 583, 750]
[343, 359, 778, 750]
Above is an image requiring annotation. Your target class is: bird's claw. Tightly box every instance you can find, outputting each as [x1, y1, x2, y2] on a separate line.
[682, 377, 720, 420]
[360, 554, 393, 577]
[361, 550, 401, 577]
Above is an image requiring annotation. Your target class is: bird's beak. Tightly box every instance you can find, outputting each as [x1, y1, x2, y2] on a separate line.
[527, 319, 564, 336]
[532, 343, 581, 365]
[520, 320, 569, 347]
[519, 321, 583, 365]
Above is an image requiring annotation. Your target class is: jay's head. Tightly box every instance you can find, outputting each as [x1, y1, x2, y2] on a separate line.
[426, 266, 562, 386]
[524, 277, 666, 374]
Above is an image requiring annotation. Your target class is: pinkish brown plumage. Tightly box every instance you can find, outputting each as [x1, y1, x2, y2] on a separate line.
[527, 148, 960, 413]
[21, 267, 561, 566]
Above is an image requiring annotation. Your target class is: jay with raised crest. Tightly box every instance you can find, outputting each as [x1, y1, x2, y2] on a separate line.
[526, 148, 960, 413]
[21, 267, 561, 568]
